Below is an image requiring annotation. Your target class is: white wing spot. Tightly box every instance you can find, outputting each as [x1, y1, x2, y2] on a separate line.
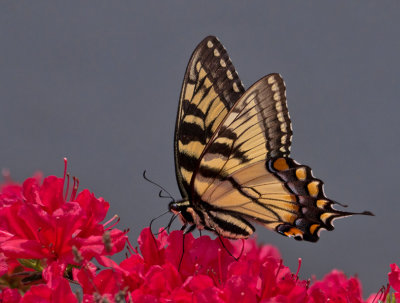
[207, 41, 214, 48]
[268, 76, 276, 84]
[275, 101, 283, 112]
[213, 49, 220, 57]
[220, 59, 226, 67]
[281, 134, 287, 144]
[277, 112, 285, 122]
[273, 92, 281, 101]
[280, 122, 287, 133]
[271, 83, 279, 92]
[227, 70, 233, 80]
[195, 61, 202, 72]
[233, 82, 240, 93]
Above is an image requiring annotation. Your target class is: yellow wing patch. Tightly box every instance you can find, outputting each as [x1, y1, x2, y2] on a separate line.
[194, 74, 292, 197]
[199, 161, 299, 233]
[174, 36, 245, 198]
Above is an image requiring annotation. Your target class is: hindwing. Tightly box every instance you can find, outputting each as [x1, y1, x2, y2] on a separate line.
[190, 74, 371, 241]
[174, 36, 245, 199]
[194, 157, 372, 241]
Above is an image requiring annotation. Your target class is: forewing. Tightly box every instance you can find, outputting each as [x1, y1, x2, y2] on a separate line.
[193, 74, 292, 197]
[174, 36, 245, 198]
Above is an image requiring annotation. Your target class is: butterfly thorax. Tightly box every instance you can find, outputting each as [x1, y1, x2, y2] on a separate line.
[169, 199, 205, 229]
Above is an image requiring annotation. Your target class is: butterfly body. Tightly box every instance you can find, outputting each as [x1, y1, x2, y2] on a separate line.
[171, 36, 373, 242]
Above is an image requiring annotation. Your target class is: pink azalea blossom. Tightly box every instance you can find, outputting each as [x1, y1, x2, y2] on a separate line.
[0, 160, 127, 291]
[0, 288, 22, 303]
[389, 263, 400, 301]
[308, 270, 363, 303]
[20, 277, 78, 303]
[73, 227, 369, 303]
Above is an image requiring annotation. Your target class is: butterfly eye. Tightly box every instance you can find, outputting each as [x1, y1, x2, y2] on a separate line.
[168, 201, 179, 213]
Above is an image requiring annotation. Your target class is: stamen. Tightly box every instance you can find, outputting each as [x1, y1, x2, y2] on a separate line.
[126, 238, 138, 254]
[70, 177, 79, 201]
[294, 258, 302, 280]
[103, 231, 112, 253]
[103, 215, 120, 229]
[64, 174, 70, 201]
[371, 284, 390, 302]
[62, 158, 68, 189]
[72, 245, 83, 263]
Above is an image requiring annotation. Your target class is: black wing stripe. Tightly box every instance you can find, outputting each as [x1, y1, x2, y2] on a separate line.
[206, 210, 255, 238]
[175, 37, 247, 198]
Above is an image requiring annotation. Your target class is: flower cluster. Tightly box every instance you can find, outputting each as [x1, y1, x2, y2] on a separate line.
[0, 164, 399, 302]
[0, 161, 127, 301]
[79, 227, 397, 303]
[126, 227, 306, 302]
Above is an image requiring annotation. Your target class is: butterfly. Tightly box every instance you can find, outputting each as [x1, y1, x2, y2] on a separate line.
[169, 36, 373, 242]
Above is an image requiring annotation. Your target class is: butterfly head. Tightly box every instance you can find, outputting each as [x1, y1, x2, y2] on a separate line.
[168, 199, 196, 225]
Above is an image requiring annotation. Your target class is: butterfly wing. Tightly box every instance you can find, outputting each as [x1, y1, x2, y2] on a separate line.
[192, 74, 292, 197]
[175, 36, 245, 199]
[191, 74, 371, 241]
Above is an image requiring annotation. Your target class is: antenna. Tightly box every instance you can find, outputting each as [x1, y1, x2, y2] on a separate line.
[143, 170, 175, 202]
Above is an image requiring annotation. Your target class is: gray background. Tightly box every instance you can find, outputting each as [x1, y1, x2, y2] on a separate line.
[0, 1, 399, 296]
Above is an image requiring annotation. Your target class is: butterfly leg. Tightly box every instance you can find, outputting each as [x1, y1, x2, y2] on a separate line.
[217, 236, 244, 262]
[178, 224, 197, 272]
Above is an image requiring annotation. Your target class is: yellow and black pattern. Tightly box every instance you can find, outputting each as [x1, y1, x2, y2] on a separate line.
[170, 36, 373, 242]
[193, 74, 292, 198]
[195, 156, 372, 241]
[174, 36, 245, 199]
[266, 157, 373, 241]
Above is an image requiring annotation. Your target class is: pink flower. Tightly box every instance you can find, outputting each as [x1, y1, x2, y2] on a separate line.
[101, 227, 306, 302]
[0, 160, 127, 289]
[388, 263, 400, 301]
[20, 277, 78, 303]
[308, 270, 364, 303]
[0, 171, 41, 208]
[0, 288, 22, 303]
[74, 263, 125, 302]
[88, 227, 372, 303]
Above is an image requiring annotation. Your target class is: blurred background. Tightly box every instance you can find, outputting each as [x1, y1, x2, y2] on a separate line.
[0, 1, 399, 295]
